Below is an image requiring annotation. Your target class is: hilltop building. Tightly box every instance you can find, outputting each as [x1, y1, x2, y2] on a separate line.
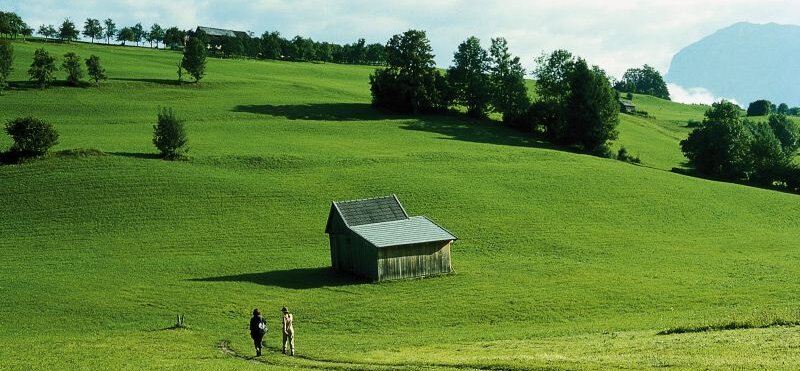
[619, 100, 636, 114]
[325, 195, 457, 281]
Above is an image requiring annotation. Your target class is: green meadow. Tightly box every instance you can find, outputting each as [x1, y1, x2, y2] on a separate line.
[2, 40, 800, 370]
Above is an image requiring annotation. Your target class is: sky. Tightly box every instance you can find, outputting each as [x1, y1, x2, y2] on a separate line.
[6, 0, 800, 103]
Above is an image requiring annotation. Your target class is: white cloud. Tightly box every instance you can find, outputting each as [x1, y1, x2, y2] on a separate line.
[668, 83, 740, 107]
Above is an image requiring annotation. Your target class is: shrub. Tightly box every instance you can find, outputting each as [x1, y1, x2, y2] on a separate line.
[28, 48, 57, 88]
[84, 55, 107, 85]
[4, 116, 59, 157]
[152, 108, 188, 160]
[617, 146, 641, 164]
[747, 99, 772, 117]
[62, 52, 83, 86]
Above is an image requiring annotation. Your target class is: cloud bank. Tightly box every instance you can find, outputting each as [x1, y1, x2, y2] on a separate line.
[667, 84, 740, 107]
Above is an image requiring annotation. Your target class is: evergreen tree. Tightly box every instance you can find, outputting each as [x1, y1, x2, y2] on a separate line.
[181, 36, 207, 82]
[488, 37, 529, 126]
[448, 36, 491, 118]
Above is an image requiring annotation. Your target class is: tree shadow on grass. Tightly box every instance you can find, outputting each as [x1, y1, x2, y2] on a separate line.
[6, 80, 93, 91]
[190, 267, 367, 290]
[231, 103, 406, 121]
[109, 77, 180, 86]
[401, 114, 564, 150]
[108, 152, 162, 160]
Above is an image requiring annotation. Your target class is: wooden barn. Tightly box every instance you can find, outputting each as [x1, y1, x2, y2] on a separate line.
[325, 195, 457, 281]
[619, 99, 636, 114]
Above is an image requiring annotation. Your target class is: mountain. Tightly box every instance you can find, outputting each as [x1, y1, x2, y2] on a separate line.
[666, 22, 800, 106]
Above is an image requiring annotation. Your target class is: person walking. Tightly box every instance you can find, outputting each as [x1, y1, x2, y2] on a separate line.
[250, 309, 267, 356]
[281, 307, 295, 356]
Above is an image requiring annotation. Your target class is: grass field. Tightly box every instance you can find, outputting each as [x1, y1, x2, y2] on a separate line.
[2, 39, 800, 370]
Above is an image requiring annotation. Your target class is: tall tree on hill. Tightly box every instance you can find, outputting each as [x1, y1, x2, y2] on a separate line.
[747, 99, 772, 116]
[85, 55, 107, 85]
[564, 59, 620, 154]
[37, 24, 57, 41]
[83, 18, 103, 44]
[147, 24, 164, 49]
[681, 101, 752, 179]
[59, 18, 79, 42]
[614, 65, 670, 100]
[163, 27, 185, 49]
[531, 49, 577, 137]
[0, 40, 13, 94]
[488, 37, 530, 126]
[28, 48, 57, 88]
[0, 12, 26, 39]
[62, 52, 83, 86]
[117, 27, 134, 46]
[448, 36, 491, 118]
[103, 19, 116, 44]
[260, 31, 282, 59]
[370, 29, 450, 114]
[181, 36, 207, 82]
[131, 23, 144, 46]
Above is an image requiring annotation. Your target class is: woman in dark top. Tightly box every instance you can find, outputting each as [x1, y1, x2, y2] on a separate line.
[250, 308, 267, 356]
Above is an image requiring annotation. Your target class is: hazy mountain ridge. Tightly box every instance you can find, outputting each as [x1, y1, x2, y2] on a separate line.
[666, 22, 800, 106]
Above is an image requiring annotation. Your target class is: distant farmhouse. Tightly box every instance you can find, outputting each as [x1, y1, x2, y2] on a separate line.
[325, 195, 457, 282]
[195, 26, 249, 49]
[619, 100, 636, 114]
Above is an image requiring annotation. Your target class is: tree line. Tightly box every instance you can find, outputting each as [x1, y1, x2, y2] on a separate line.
[370, 30, 620, 156]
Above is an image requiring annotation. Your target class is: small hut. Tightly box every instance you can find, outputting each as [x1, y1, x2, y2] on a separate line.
[325, 195, 457, 281]
[619, 100, 636, 114]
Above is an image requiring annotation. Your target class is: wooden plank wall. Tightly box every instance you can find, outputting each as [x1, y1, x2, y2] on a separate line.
[377, 241, 453, 281]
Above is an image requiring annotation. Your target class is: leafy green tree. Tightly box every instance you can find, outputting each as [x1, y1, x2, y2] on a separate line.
[181, 36, 207, 82]
[681, 101, 753, 179]
[147, 24, 164, 48]
[4, 116, 59, 157]
[37, 24, 57, 41]
[370, 29, 449, 114]
[85, 55, 107, 85]
[117, 27, 134, 45]
[59, 18, 79, 42]
[221, 36, 244, 58]
[447, 36, 491, 118]
[153, 108, 188, 160]
[530, 50, 577, 136]
[132, 23, 145, 46]
[0, 12, 26, 39]
[103, 19, 116, 44]
[260, 31, 282, 59]
[747, 99, 772, 116]
[163, 27, 186, 49]
[0, 40, 13, 93]
[488, 37, 529, 126]
[83, 18, 103, 43]
[767, 113, 800, 158]
[28, 48, 57, 88]
[62, 52, 83, 86]
[614, 65, 670, 100]
[563, 59, 620, 153]
[746, 121, 787, 185]
[777, 103, 789, 115]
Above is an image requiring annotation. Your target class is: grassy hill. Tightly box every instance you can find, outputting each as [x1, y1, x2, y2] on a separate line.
[2, 39, 800, 370]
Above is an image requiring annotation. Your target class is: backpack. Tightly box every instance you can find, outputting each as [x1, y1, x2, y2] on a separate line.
[258, 320, 267, 332]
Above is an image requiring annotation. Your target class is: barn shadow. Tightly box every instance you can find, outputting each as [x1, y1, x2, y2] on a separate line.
[231, 103, 405, 121]
[190, 267, 366, 290]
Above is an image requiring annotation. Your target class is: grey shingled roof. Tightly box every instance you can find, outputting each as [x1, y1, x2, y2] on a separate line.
[197, 26, 246, 38]
[333, 195, 408, 227]
[350, 216, 457, 248]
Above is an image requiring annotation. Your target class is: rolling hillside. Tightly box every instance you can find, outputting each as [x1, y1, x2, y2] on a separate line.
[2, 40, 800, 370]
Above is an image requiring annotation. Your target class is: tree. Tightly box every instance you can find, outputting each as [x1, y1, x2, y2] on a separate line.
[83, 18, 103, 43]
[447, 36, 491, 118]
[103, 19, 116, 44]
[614, 65, 670, 100]
[563, 59, 620, 153]
[62, 52, 83, 86]
[37, 24, 57, 41]
[0, 40, 12, 93]
[0, 12, 26, 39]
[369, 30, 449, 114]
[163, 27, 185, 49]
[777, 103, 789, 115]
[153, 108, 188, 160]
[531, 50, 577, 136]
[221, 36, 244, 58]
[747, 99, 772, 116]
[488, 37, 529, 126]
[147, 24, 164, 48]
[59, 18, 79, 42]
[28, 48, 57, 88]
[117, 27, 134, 45]
[132, 23, 145, 46]
[746, 120, 787, 185]
[85, 55, 107, 85]
[681, 101, 753, 179]
[181, 36, 207, 82]
[767, 113, 800, 158]
[4, 116, 59, 157]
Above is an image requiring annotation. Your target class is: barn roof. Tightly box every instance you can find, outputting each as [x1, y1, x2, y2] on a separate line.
[330, 195, 408, 229]
[196, 26, 248, 38]
[350, 216, 458, 248]
[619, 99, 636, 107]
